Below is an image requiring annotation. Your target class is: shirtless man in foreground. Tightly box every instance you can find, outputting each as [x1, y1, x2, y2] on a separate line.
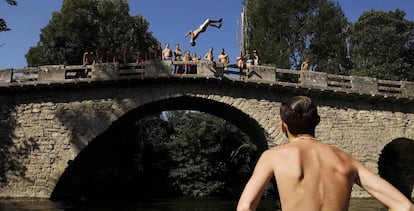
[237, 96, 414, 211]
[184, 18, 222, 46]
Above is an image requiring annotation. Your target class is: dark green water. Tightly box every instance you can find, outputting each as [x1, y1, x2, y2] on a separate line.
[0, 197, 387, 210]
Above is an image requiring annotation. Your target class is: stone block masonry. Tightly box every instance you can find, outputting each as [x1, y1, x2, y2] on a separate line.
[0, 74, 413, 199]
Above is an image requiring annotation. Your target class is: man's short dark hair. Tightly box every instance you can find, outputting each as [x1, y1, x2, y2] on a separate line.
[280, 96, 320, 135]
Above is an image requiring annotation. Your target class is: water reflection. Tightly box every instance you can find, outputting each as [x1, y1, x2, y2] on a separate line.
[0, 197, 388, 211]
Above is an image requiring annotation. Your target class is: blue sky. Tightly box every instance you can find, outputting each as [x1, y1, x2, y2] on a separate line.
[1, 0, 413, 69]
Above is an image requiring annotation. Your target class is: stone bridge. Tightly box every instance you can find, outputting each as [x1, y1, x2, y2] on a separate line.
[0, 61, 413, 199]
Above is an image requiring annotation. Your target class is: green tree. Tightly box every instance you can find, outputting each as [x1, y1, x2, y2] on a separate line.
[52, 111, 260, 200]
[349, 9, 414, 81]
[0, 0, 17, 32]
[244, 0, 348, 72]
[26, 0, 157, 66]
[244, 0, 314, 68]
[308, 0, 349, 74]
[165, 111, 257, 197]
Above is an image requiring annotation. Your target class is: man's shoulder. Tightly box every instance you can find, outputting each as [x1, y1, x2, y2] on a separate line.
[266, 144, 299, 155]
[267, 140, 335, 153]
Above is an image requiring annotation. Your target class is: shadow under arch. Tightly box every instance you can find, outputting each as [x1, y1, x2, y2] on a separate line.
[51, 96, 270, 201]
[378, 137, 414, 201]
[120, 96, 270, 151]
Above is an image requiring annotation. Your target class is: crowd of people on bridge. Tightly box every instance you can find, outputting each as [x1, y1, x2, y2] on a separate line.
[82, 43, 260, 77]
[81, 17, 260, 77]
[160, 42, 260, 75]
[82, 42, 163, 67]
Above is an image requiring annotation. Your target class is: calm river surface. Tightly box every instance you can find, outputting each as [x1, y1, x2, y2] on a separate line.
[0, 197, 388, 210]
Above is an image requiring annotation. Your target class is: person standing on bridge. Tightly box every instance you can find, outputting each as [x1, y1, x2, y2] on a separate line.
[182, 50, 192, 74]
[237, 96, 414, 211]
[253, 49, 259, 66]
[162, 42, 172, 60]
[204, 47, 214, 62]
[184, 18, 222, 46]
[192, 52, 200, 62]
[301, 58, 309, 71]
[83, 50, 96, 66]
[218, 48, 229, 70]
[82, 50, 96, 78]
[173, 43, 183, 74]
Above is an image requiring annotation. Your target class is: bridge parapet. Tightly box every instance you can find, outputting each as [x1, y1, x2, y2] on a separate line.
[0, 68, 12, 83]
[38, 65, 66, 82]
[402, 81, 414, 98]
[1, 61, 413, 100]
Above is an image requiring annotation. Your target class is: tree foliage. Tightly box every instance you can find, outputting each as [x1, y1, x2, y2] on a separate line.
[349, 9, 414, 81]
[55, 111, 261, 200]
[244, 0, 414, 81]
[26, 0, 157, 66]
[164, 111, 258, 197]
[244, 0, 348, 72]
[0, 0, 17, 32]
[308, 0, 349, 74]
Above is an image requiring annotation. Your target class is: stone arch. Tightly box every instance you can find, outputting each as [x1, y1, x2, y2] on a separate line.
[115, 96, 269, 150]
[51, 96, 269, 200]
[378, 137, 414, 200]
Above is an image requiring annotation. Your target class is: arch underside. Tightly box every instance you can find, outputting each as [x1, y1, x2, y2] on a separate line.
[378, 138, 414, 200]
[51, 96, 270, 200]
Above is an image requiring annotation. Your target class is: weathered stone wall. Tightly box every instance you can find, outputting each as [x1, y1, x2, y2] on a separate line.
[0, 80, 413, 198]
[316, 101, 414, 197]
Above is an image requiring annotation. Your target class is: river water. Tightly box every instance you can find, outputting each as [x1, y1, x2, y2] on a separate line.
[0, 197, 388, 210]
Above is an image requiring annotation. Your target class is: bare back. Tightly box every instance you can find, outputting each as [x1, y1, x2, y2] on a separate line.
[237, 95, 414, 211]
[269, 139, 357, 211]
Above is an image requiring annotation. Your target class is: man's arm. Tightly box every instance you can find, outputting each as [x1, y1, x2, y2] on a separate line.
[353, 159, 414, 211]
[237, 151, 274, 211]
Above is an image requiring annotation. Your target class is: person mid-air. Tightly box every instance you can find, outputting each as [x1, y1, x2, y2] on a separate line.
[184, 18, 222, 46]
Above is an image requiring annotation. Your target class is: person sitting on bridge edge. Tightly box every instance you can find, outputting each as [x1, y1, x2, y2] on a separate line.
[184, 18, 222, 46]
[237, 95, 414, 211]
